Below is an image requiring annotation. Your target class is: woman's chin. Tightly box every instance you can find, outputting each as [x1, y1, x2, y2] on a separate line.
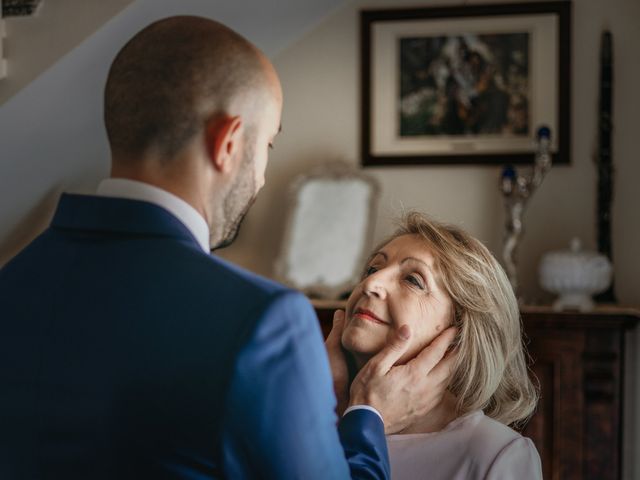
[342, 334, 368, 353]
[342, 336, 382, 369]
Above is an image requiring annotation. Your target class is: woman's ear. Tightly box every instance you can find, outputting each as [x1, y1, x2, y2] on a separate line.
[204, 115, 243, 173]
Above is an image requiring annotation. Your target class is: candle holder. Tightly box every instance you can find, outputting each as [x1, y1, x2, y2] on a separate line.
[500, 126, 552, 299]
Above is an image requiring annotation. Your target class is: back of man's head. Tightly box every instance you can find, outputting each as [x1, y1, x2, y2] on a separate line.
[104, 16, 267, 163]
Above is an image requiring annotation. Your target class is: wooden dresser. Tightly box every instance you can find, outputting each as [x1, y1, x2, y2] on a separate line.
[312, 301, 639, 480]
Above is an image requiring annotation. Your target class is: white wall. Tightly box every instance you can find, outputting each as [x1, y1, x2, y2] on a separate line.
[222, 0, 640, 309]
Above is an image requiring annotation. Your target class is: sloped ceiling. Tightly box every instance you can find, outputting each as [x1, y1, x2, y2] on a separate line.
[0, 0, 350, 263]
[1, 0, 135, 105]
[1, 0, 348, 104]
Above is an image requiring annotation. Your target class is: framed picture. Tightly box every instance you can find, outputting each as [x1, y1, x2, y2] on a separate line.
[360, 2, 571, 166]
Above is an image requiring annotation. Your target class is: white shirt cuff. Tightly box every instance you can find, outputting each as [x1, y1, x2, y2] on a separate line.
[343, 405, 384, 423]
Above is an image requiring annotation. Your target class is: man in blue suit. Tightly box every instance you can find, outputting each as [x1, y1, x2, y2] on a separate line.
[0, 16, 455, 479]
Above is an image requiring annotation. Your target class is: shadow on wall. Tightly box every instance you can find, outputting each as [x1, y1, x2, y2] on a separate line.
[0, 187, 61, 266]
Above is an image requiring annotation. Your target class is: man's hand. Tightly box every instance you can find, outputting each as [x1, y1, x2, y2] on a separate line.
[348, 325, 457, 434]
[324, 310, 349, 416]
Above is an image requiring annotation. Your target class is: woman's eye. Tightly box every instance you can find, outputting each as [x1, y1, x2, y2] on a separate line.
[406, 274, 425, 289]
[363, 265, 378, 277]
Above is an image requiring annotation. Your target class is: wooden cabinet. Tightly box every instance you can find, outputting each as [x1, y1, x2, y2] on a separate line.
[312, 301, 639, 480]
[520, 307, 638, 480]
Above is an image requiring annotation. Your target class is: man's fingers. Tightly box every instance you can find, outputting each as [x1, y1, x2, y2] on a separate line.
[325, 310, 345, 348]
[368, 324, 412, 374]
[425, 346, 457, 385]
[409, 326, 458, 374]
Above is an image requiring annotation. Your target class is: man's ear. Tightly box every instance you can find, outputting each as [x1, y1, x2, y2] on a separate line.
[204, 115, 243, 173]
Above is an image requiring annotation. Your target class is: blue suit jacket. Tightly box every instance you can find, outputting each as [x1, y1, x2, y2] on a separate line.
[0, 194, 389, 479]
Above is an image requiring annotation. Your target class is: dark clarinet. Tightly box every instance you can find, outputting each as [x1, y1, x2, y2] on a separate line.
[594, 31, 617, 303]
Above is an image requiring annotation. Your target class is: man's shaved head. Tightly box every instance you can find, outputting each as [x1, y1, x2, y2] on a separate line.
[104, 16, 272, 162]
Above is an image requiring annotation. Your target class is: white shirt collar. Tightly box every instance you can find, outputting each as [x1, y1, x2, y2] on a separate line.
[96, 178, 210, 253]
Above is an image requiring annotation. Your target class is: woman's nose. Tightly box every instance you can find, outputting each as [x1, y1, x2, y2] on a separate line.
[362, 272, 387, 299]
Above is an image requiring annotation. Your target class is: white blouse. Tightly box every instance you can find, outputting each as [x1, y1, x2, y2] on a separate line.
[387, 410, 542, 480]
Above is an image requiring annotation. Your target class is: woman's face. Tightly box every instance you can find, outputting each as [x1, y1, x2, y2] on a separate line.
[342, 234, 453, 367]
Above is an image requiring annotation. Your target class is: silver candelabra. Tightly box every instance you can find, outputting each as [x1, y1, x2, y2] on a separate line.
[500, 126, 552, 299]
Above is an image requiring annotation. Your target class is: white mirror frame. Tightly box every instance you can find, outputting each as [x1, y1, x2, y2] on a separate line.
[274, 162, 380, 299]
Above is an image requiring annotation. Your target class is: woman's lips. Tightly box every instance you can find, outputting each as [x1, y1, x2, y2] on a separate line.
[353, 308, 388, 325]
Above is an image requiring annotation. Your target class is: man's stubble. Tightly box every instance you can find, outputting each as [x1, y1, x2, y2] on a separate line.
[210, 139, 258, 252]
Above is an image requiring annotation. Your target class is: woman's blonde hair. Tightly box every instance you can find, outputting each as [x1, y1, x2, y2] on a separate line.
[384, 212, 538, 427]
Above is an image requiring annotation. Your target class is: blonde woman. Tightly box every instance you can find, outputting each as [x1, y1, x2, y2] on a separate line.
[330, 212, 542, 479]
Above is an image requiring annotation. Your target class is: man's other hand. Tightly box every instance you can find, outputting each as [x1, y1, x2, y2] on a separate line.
[325, 309, 349, 416]
[348, 325, 457, 434]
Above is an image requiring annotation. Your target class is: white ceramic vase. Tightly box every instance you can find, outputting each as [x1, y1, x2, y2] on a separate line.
[539, 238, 613, 312]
